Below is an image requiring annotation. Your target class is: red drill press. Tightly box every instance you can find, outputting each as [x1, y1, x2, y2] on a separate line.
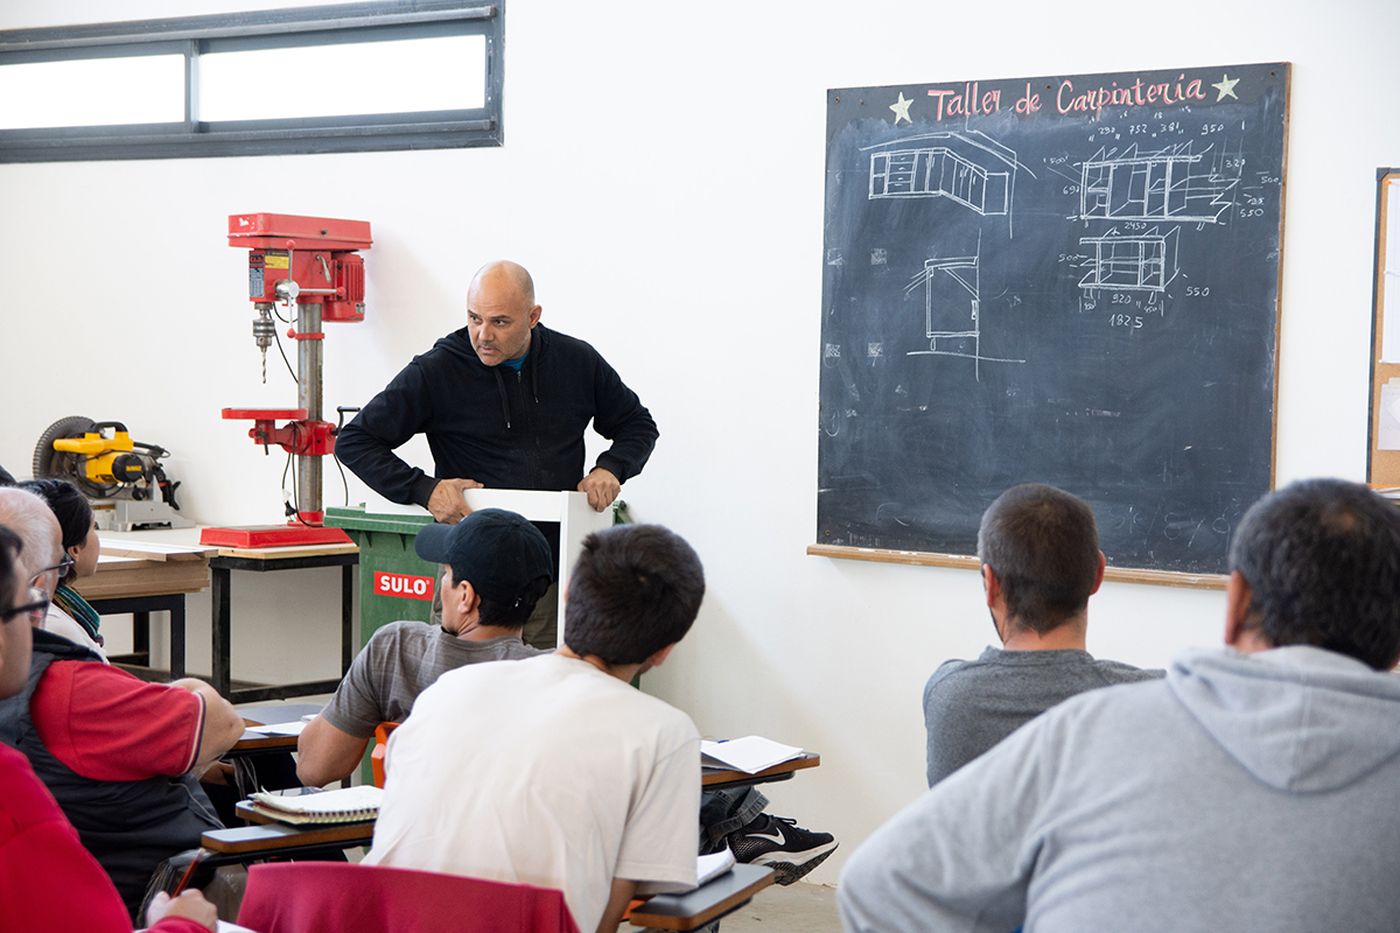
[200, 213, 372, 548]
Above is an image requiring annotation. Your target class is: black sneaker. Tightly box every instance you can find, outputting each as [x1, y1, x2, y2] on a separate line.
[727, 813, 838, 885]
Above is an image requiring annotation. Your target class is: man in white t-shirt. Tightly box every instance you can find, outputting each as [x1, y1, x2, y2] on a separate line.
[365, 523, 705, 933]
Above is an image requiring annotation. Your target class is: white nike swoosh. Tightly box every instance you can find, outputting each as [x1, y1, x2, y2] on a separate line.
[749, 829, 787, 845]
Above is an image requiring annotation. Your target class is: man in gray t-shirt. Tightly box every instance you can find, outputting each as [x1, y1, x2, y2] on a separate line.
[924, 484, 1161, 786]
[297, 509, 553, 787]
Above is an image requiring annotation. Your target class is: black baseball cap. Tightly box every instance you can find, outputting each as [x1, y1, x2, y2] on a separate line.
[414, 508, 553, 606]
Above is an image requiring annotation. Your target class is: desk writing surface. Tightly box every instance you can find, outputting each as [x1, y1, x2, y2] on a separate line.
[628, 864, 775, 930]
[701, 753, 821, 787]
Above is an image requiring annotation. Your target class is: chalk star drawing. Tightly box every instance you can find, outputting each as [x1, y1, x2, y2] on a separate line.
[1211, 74, 1240, 101]
[889, 92, 913, 125]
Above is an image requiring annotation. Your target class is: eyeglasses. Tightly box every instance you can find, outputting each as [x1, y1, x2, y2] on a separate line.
[27, 556, 74, 588]
[1, 586, 50, 626]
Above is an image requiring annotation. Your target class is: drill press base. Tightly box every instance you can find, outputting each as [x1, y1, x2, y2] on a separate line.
[199, 524, 352, 548]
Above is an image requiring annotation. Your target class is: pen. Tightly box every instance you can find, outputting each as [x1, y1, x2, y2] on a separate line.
[171, 849, 207, 896]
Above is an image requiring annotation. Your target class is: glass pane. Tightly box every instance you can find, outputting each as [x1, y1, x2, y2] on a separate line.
[0, 54, 184, 129]
[198, 35, 485, 121]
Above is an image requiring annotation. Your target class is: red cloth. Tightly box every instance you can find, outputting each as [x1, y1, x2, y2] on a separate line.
[0, 743, 207, 933]
[239, 861, 581, 933]
[31, 661, 204, 780]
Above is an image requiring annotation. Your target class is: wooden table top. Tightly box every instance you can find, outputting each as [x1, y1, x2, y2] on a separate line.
[701, 752, 821, 787]
[231, 702, 323, 753]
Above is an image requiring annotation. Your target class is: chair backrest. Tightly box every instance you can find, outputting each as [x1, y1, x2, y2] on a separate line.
[370, 721, 400, 788]
[238, 862, 580, 933]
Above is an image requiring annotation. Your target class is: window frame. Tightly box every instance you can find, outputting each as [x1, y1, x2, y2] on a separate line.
[0, 0, 504, 162]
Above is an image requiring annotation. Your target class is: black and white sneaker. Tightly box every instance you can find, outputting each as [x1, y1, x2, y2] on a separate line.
[727, 814, 838, 885]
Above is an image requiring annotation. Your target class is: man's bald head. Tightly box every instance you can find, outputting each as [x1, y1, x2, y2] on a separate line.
[465, 260, 542, 366]
[468, 260, 535, 308]
[0, 487, 61, 588]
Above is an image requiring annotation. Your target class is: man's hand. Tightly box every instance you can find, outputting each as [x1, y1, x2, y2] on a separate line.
[146, 890, 218, 931]
[428, 478, 484, 524]
[578, 468, 621, 512]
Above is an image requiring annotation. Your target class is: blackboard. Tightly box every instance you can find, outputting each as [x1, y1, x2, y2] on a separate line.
[815, 62, 1289, 580]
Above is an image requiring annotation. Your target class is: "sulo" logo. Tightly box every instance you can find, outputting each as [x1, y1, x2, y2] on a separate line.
[374, 571, 435, 601]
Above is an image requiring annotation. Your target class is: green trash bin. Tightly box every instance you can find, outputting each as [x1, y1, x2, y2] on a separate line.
[325, 506, 438, 649]
[325, 506, 439, 784]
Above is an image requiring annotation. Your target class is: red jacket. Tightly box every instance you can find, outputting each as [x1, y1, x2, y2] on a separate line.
[0, 743, 207, 933]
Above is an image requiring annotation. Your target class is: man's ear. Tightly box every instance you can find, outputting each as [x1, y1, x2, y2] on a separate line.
[981, 564, 1000, 610]
[644, 642, 677, 670]
[529, 304, 542, 327]
[457, 579, 481, 618]
[1224, 570, 1253, 648]
[1088, 550, 1106, 596]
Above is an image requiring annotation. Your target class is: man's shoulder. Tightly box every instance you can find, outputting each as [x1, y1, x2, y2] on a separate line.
[537, 324, 605, 364]
[366, 619, 436, 647]
[924, 652, 999, 696]
[1091, 657, 1166, 684]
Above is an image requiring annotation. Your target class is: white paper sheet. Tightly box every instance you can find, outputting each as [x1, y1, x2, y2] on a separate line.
[246, 720, 307, 736]
[700, 736, 803, 774]
[1382, 179, 1400, 362]
[1379, 379, 1400, 450]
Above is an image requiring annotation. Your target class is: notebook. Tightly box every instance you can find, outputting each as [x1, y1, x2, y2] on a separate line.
[696, 848, 736, 887]
[248, 785, 383, 825]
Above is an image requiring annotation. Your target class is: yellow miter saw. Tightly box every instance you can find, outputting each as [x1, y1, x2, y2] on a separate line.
[33, 416, 192, 532]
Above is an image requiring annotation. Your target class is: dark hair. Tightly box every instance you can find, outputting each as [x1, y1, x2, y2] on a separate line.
[17, 479, 91, 582]
[0, 525, 21, 611]
[977, 484, 1101, 634]
[563, 524, 704, 665]
[1229, 479, 1400, 670]
[475, 575, 553, 629]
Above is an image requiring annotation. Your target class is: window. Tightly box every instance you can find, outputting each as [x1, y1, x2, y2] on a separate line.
[0, 1, 503, 161]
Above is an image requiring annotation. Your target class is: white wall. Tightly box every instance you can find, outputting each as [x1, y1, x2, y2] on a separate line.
[2, 0, 1397, 882]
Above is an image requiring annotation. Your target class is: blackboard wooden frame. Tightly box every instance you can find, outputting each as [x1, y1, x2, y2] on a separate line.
[1366, 169, 1400, 486]
[812, 63, 1291, 589]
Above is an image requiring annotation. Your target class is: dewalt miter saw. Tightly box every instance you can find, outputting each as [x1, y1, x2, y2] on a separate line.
[33, 416, 192, 532]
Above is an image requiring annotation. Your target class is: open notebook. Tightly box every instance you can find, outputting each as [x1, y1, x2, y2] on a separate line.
[248, 785, 383, 825]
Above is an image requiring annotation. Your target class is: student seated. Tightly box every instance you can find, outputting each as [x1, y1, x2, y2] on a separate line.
[0, 486, 244, 916]
[0, 480, 103, 657]
[0, 523, 218, 932]
[20, 478, 107, 657]
[297, 508, 554, 787]
[365, 523, 707, 933]
[841, 479, 1400, 932]
[923, 483, 1159, 786]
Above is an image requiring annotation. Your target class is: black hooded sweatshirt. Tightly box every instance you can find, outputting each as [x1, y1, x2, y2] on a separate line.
[336, 323, 658, 508]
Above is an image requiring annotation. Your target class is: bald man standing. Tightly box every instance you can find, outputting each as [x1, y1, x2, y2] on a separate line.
[337, 261, 658, 647]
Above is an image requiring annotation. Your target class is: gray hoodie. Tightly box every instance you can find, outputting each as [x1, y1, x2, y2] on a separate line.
[840, 645, 1400, 932]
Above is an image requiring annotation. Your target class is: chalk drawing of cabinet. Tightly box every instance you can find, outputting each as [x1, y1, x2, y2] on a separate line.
[1079, 145, 1235, 223]
[921, 251, 980, 356]
[866, 132, 1016, 216]
[1079, 227, 1180, 292]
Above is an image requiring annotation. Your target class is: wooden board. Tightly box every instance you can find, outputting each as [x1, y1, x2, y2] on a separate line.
[817, 62, 1290, 582]
[1367, 170, 1400, 485]
[74, 554, 209, 599]
[99, 538, 216, 562]
[215, 542, 359, 560]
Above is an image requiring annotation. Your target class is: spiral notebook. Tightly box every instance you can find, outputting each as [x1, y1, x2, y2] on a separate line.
[248, 785, 383, 825]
